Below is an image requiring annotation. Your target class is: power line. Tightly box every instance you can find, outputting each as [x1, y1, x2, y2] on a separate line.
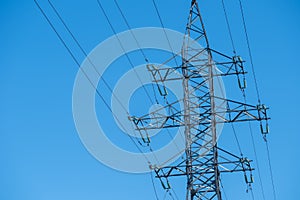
[113, 0, 148, 63]
[150, 171, 160, 200]
[249, 186, 255, 200]
[247, 121, 267, 200]
[94, 4, 188, 198]
[162, 191, 168, 200]
[170, 188, 180, 200]
[220, 178, 228, 200]
[47, 0, 184, 170]
[37, 4, 165, 199]
[95, 1, 183, 176]
[221, 0, 268, 198]
[47, 1, 164, 159]
[265, 140, 277, 200]
[227, 101, 243, 156]
[149, 0, 187, 156]
[33, 0, 150, 163]
[112, 0, 159, 103]
[47, 0, 156, 157]
[167, 189, 177, 200]
[96, 0, 155, 105]
[95, 6, 188, 198]
[237, 1, 276, 199]
[112, 0, 186, 155]
[239, 90, 267, 200]
[238, 0, 261, 103]
[47, 0, 130, 116]
[221, 0, 236, 54]
[151, 0, 180, 67]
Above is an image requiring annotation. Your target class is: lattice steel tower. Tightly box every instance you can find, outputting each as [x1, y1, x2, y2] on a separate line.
[130, 0, 269, 199]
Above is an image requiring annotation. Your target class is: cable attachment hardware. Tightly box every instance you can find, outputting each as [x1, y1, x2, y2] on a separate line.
[147, 64, 168, 97]
[128, 116, 151, 144]
[151, 165, 172, 190]
[157, 174, 171, 190]
[233, 55, 247, 90]
[240, 157, 254, 184]
[256, 104, 270, 137]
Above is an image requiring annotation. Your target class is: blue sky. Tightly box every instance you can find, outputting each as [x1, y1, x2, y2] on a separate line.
[1, 0, 300, 199]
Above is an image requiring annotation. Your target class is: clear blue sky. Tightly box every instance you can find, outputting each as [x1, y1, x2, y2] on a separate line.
[1, 0, 299, 199]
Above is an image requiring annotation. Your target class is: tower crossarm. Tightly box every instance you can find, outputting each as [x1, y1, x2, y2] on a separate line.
[153, 147, 254, 198]
[154, 148, 253, 177]
[129, 98, 269, 131]
[146, 49, 247, 86]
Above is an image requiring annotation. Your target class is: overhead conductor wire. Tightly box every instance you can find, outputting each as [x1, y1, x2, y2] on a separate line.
[150, 171, 160, 200]
[151, 0, 185, 150]
[221, 0, 267, 199]
[96, 0, 155, 105]
[112, 0, 160, 104]
[113, 0, 185, 143]
[238, 0, 261, 103]
[97, 1, 183, 198]
[47, 0, 129, 115]
[112, 0, 186, 178]
[96, 0, 161, 166]
[151, 0, 180, 67]
[33, 0, 150, 163]
[47, 0, 150, 147]
[238, 0, 276, 199]
[221, 0, 236, 54]
[142, 1, 183, 199]
[49, 0, 166, 198]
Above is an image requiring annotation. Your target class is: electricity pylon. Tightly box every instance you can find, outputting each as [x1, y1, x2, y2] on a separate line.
[130, 0, 269, 199]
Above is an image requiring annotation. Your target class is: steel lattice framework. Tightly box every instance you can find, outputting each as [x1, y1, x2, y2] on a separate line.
[130, 1, 269, 199]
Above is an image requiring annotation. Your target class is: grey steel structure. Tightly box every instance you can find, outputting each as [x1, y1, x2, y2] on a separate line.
[130, 0, 269, 199]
